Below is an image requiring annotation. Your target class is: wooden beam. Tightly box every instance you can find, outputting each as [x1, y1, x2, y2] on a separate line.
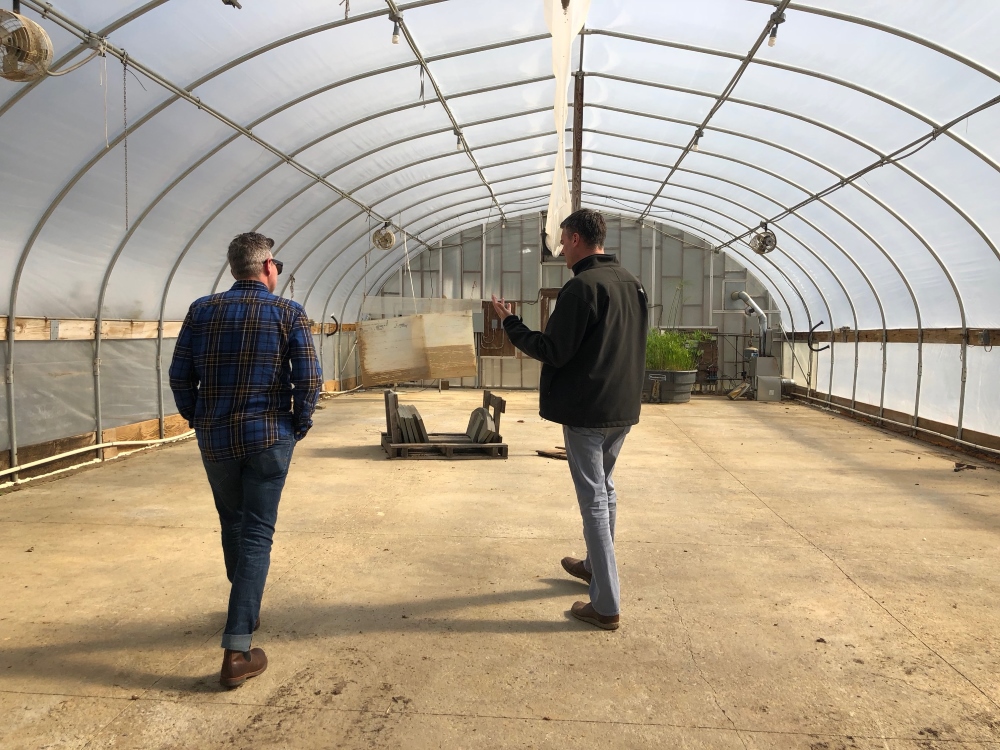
[0, 318, 186, 341]
[787, 328, 1000, 346]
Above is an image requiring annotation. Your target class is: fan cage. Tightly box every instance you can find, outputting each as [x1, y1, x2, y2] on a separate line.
[0, 10, 53, 83]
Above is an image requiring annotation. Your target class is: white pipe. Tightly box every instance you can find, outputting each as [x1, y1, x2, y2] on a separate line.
[731, 289, 768, 352]
[0, 431, 194, 481]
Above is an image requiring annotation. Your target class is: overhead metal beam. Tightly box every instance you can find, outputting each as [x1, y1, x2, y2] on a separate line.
[386, 0, 508, 223]
[637, 0, 792, 220]
[582, 33, 1000, 188]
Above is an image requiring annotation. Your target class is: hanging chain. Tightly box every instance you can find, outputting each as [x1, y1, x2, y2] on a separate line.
[122, 51, 129, 232]
[338, 0, 349, 20]
[289, 274, 296, 299]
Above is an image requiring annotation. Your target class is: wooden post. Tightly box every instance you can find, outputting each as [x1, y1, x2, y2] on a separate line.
[571, 70, 584, 213]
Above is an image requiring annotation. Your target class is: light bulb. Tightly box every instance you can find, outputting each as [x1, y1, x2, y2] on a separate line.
[768, 25, 777, 47]
[456, 134, 463, 151]
[692, 129, 703, 152]
[692, 141, 699, 152]
[391, 20, 400, 44]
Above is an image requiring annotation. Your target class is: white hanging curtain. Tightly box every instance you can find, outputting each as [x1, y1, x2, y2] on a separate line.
[543, 0, 591, 257]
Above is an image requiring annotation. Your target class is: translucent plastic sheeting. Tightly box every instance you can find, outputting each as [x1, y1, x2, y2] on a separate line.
[961, 346, 1000, 437]
[853, 342, 885, 409]
[828, 342, 855, 401]
[3, 0, 1000, 450]
[99, 339, 161, 428]
[815, 347, 832, 397]
[159, 337, 179, 416]
[12, 341, 95, 446]
[918, 344, 963, 426]
[882, 343, 919, 417]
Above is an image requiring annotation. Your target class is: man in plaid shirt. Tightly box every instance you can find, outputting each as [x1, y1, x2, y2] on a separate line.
[170, 232, 322, 688]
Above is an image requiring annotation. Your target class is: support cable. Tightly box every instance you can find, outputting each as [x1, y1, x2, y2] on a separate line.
[638, 1, 793, 220]
[384, 0, 508, 224]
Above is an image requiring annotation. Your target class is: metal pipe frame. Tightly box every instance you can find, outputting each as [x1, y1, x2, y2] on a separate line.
[385, 0, 507, 223]
[584, 125, 924, 417]
[311, 185, 556, 323]
[356, 208, 809, 381]
[584, 168, 857, 399]
[580, 100, 956, 426]
[583, 181, 839, 396]
[358, 197, 811, 336]
[582, 145, 888, 407]
[290, 160, 557, 305]
[299, 179, 555, 312]
[4, 0, 997, 467]
[636, 0, 794, 219]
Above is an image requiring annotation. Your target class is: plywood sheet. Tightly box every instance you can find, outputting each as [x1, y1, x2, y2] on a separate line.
[358, 312, 477, 387]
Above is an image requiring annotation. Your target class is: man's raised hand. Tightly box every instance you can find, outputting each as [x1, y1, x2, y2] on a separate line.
[491, 294, 513, 321]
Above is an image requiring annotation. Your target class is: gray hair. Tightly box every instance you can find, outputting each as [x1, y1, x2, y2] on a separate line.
[228, 232, 274, 279]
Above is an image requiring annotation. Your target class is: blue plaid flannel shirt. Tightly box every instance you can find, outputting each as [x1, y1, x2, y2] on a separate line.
[169, 280, 323, 462]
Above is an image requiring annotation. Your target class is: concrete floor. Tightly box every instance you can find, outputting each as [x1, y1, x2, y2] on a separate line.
[1, 391, 999, 749]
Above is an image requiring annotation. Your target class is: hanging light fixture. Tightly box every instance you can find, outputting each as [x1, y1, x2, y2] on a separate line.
[455, 131, 463, 151]
[768, 11, 785, 47]
[391, 15, 401, 44]
[691, 128, 704, 152]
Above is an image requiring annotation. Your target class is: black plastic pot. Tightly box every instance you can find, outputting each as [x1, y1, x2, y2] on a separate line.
[643, 369, 697, 404]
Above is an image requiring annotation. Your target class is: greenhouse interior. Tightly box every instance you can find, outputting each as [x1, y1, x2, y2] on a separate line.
[1, 0, 999, 747]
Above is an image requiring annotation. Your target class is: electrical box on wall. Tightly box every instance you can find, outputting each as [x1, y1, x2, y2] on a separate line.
[479, 301, 516, 357]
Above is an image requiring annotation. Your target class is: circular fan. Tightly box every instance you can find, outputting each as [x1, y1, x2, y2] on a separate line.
[372, 225, 395, 250]
[0, 10, 53, 83]
[750, 228, 777, 255]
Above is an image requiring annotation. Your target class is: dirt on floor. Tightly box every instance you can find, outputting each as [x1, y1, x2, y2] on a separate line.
[1, 390, 999, 749]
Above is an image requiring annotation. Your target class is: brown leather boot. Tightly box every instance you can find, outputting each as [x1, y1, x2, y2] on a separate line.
[561, 556, 592, 584]
[571, 601, 620, 631]
[220, 648, 268, 688]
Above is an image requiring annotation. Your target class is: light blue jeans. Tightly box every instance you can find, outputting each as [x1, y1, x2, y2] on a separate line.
[562, 424, 631, 617]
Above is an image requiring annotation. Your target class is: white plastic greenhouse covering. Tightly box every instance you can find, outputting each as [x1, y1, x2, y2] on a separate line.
[2, 0, 1000, 467]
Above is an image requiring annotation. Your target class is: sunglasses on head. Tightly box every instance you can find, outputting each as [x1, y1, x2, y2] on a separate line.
[269, 258, 283, 275]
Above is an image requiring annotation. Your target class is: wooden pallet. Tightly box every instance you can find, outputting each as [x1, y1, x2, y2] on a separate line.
[381, 390, 508, 460]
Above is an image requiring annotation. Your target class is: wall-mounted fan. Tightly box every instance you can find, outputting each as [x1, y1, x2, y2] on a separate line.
[750, 224, 777, 255]
[372, 224, 396, 250]
[0, 10, 53, 82]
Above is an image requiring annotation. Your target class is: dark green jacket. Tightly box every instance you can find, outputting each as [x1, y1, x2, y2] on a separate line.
[502, 254, 648, 428]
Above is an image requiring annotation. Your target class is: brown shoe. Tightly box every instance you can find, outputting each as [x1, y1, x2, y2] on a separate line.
[561, 556, 592, 584]
[220, 647, 268, 688]
[571, 601, 620, 631]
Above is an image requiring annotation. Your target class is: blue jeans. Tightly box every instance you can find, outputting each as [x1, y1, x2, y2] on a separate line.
[202, 438, 294, 651]
[562, 425, 631, 617]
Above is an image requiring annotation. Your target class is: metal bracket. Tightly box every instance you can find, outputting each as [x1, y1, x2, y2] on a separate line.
[93, 357, 102, 375]
[5, 364, 13, 385]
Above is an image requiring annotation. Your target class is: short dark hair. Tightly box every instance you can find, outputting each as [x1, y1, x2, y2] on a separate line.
[560, 209, 606, 248]
[228, 232, 275, 279]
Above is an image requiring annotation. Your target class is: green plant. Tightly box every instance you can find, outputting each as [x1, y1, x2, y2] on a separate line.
[645, 329, 711, 371]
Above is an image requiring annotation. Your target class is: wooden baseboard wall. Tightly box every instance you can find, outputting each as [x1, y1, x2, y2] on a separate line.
[0, 414, 192, 480]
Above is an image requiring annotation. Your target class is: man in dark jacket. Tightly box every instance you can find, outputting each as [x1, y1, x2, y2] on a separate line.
[492, 209, 647, 630]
